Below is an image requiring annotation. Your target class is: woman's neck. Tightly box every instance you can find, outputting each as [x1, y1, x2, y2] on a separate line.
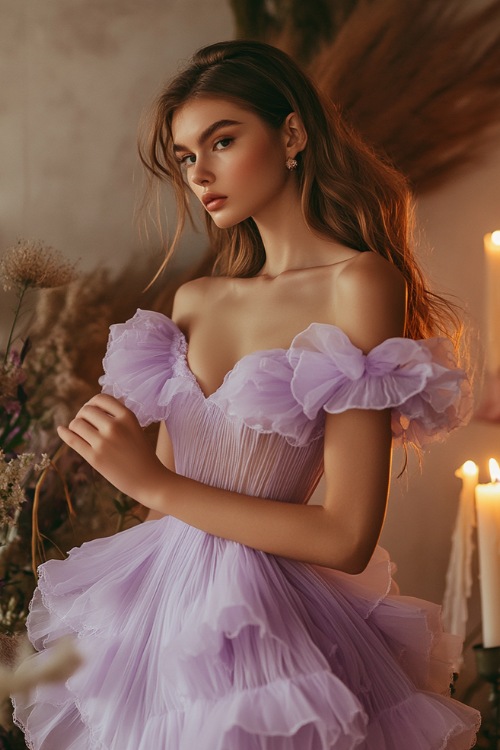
[254, 195, 351, 279]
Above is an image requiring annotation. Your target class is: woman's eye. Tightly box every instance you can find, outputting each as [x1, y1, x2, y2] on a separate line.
[177, 138, 232, 168]
[180, 154, 196, 168]
[214, 137, 233, 150]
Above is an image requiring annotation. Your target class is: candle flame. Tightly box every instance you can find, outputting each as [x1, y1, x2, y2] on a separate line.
[489, 458, 500, 483]
[491, 230, 500, 246]
[462, 460, 478, 477]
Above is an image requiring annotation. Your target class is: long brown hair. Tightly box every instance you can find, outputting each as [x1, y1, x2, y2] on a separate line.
[139, 40, 461, 345]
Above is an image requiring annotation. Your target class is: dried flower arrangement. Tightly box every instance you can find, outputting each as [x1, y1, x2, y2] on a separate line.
[230, 0, 500, 193]
[0, 239, 176, 744]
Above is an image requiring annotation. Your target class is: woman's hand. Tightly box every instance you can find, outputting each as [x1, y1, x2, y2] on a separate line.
[57, 394, 170, 511]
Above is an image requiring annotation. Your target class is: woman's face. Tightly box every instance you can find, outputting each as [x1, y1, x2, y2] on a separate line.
[171, 97, 290, 229]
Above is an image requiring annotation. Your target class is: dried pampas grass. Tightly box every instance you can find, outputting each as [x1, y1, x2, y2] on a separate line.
[312, 0, 500, 192]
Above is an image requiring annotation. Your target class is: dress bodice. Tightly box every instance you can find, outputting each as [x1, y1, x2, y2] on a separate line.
[99, 310, 471, 503]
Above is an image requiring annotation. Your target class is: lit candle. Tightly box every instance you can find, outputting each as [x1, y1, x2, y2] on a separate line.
[484, 231, 500, 374]
[475, 458, 500, 648]
[443, 461, 478, 642]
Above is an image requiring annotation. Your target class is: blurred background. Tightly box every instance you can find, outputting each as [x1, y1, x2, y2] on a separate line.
[1, 0, 500, 714]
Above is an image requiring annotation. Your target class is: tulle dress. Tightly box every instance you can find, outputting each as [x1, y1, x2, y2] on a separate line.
[13, 309, 481, 749]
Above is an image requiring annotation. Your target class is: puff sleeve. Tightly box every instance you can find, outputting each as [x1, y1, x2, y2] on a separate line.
[288, 324, 472, 449]
[98, 309, 189, 427]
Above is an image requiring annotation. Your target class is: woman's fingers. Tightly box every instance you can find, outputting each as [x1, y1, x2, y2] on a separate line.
[70, 405, 114, 434]
[56, 393, 169, 507]
[85, 393, 133, 419]
[57, 424, 93, 459]
[57, 395, 131, 460]
[66, 397, 138, 440]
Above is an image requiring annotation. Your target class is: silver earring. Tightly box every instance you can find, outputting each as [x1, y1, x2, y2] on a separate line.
[285, 157, 298, 171]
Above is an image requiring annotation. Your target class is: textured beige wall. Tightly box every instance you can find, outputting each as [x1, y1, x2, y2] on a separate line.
[2, 0, 499, 704]
[0, 0, 234, 286]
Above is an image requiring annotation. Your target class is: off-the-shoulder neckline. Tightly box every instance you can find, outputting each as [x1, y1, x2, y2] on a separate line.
[142, 310, 408, 401]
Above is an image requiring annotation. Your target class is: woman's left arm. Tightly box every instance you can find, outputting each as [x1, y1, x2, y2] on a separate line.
[57, 255, 406, 573]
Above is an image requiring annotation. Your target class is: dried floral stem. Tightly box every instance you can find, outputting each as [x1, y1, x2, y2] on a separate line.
[3, 284, 28, 365]
[115, 503, 143, 534]
[48, 455, 75, 518]
[31, 443, 72, 578]
[37, 531, 67, 561]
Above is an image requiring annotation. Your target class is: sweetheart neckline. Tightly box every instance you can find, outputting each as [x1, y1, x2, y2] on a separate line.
[180, 328, 299, 401]
[166, 316, 334, 401]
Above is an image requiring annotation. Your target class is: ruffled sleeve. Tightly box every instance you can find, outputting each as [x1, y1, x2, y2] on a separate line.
[98, 309, 189, 427]
[288, 324, 472, 449]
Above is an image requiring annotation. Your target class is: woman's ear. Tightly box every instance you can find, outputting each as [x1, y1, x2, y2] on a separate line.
[282, 112, 308, 157]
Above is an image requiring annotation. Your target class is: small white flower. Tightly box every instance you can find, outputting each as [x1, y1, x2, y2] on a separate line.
[0, 451, 50, 530]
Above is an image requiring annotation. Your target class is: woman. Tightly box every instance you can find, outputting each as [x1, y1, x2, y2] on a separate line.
[13, 40, 480, 748]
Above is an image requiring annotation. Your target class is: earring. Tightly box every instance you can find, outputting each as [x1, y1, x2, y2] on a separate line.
[285, 157, 298, 171]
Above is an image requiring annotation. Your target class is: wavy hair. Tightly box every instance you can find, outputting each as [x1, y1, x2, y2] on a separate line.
[138, 40, 461, 346]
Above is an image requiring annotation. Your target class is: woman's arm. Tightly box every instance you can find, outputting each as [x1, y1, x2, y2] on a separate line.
[57, 256, 406, 573]
[58, 399, 392, 573]
[160, 407, 393, 574]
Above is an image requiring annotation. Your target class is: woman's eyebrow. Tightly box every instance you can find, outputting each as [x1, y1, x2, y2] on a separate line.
[173, 119, 242, 153]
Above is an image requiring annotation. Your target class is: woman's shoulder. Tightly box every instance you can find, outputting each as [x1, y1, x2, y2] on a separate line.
[335, 250, 405, 295]
[333, 251, 407, 352]
[172, 275, 230, 327]
[173, 275, 219, 306]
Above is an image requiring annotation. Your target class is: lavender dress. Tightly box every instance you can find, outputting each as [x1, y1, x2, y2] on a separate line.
[13, 310, 481, 749]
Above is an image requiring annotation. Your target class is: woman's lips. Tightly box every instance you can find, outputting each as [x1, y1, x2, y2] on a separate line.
[202, 195, 227, 211]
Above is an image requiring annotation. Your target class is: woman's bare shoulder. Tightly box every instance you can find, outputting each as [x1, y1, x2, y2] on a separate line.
[334, 251, 407, 350]
[172, 276, 231, 328]
[336, 250, 404, 288]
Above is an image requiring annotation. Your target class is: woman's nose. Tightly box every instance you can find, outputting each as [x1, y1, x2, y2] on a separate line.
[191, 159, 214, 187]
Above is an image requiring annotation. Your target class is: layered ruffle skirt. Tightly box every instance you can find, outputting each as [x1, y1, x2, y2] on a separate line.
[13, 515, 480, 749]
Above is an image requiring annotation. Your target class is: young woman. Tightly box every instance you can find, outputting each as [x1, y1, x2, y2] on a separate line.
[13, 40, 480, 748]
